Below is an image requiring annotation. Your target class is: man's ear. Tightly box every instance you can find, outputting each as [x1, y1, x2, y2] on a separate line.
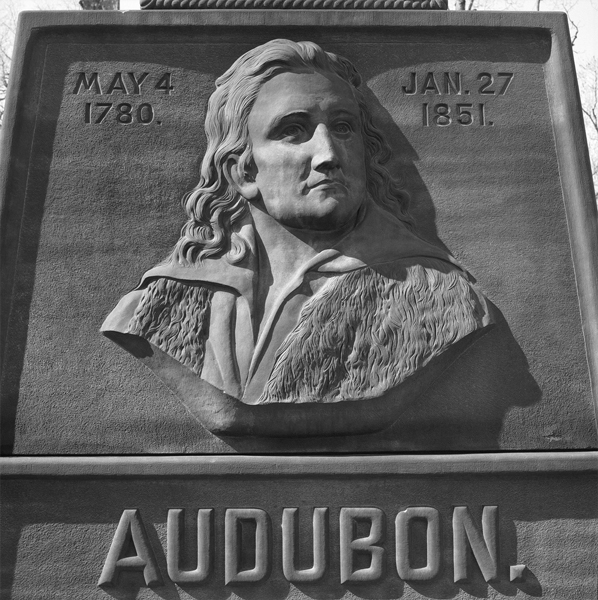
[224, 155, 259, 201]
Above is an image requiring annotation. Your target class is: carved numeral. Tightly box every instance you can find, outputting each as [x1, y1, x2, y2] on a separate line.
[95, 103, 113, 124]
[156, 73, 174, 95]
[479, 103, 486, 126]
[116, 103, 133, 124]
[456, 103, 473, 125]
[433, 103, 451, 126]
[137, 103, 154, 124]
[478, 71, 513, 95]
[497, 72, 514, 95]
[84, 102, 157, 125]
[477, 73, 495, 95]
[422, 102, 491, 127]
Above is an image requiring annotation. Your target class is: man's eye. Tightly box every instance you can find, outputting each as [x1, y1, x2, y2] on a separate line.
[281, 125, 303, 138]
[333, 122, 352, 135]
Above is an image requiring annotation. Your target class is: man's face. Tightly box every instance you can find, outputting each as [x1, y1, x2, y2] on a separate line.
[245, 70, 367, 231]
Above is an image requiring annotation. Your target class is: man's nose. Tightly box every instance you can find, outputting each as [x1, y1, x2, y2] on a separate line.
[310, 124, 340, 172]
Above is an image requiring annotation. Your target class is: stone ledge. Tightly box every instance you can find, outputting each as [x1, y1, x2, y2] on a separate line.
[1, 451, 596, 477]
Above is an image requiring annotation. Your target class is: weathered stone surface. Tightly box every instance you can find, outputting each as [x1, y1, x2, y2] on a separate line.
[1, 454, 596, 599]
[1, 10, 596, 453]
[0, 9, 596, 596]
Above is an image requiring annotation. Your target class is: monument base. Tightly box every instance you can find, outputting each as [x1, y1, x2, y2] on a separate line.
[2, 453, 596, 599]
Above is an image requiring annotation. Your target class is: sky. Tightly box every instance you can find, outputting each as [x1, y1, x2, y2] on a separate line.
[1, 0, 140, 11]
[11, 0, 140, 6]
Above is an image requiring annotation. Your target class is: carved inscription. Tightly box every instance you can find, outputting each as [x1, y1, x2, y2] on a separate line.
[282, 507, 327, 582]
[224, 508, 270, 583]
[396, 507, 440, 581]
[84, 102, 155, 125]
[99, 505, 526, 588]
[98, 509, 163, 588]
[401, 71, 515, 127]
[72, 72, 173, 125]
[453, 505, 499, 582]
[339, 507, 384, 583]
[166, 508, 212, 583]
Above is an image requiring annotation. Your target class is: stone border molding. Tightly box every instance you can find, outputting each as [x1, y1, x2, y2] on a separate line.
[140, 0, 448, 9]
[2, 452, 596, 477]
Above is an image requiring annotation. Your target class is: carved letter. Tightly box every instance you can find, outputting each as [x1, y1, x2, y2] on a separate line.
[224, 508, 269, 584]
[73, 72, 101, 94]
[421, 72, 440, 95]
[510, 564, 527, 582]
[339, 507, 384, 583]
[443, 72, 462, 95]
[107, 73, 128, 95]
[453, 506, 499, 582]
[98, 509, 163, 588]
[402, 72, 417, 95]
[396, 507, 440, 581]
[282, 507, 327, 582]
[167, 508, 212, 583]
[128, 72, 149, 95]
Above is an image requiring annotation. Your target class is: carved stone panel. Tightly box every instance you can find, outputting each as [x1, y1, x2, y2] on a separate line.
[1, 455, 596, 599]
[1, 9, 597, 599]
[1, 11, 596, 454]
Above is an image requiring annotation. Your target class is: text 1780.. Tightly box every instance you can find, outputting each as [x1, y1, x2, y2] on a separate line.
[84, 102, 155, 125]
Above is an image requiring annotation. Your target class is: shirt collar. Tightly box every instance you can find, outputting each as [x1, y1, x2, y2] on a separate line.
[135, 200, 463, 297]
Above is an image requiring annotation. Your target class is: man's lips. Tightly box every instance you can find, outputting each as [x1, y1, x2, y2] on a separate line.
[307, 178, 347, 190]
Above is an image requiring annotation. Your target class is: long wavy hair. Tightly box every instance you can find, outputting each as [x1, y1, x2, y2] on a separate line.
[170, 39, 413, 265]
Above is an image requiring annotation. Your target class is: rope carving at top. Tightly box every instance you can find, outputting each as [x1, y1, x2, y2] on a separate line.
[140, 0, 448, 9]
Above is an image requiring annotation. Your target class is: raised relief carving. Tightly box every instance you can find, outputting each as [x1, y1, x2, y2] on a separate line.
[282, 507, 328, 582]
[396, 506, 440, 581]
[166, 508, 212, 583]
[510, 564, 528, 582]
[102, 39, 496, 437]
[339, 507, 384, 583]
[453, 505, 499, 583]
[98, 509, 163, 588]
[99, 505, 524, 587]
[224, 508, 270, 584]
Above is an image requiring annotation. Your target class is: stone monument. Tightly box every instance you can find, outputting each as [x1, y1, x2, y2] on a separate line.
[1, 3, 597, 598]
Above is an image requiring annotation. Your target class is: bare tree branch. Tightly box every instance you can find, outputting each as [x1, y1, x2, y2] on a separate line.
[581, 63, 598, 134]
[569, 16, 579, 46]
[579, 58, 598, 197]
[0, 1, 82, 127]
[557, 0, 581, 47]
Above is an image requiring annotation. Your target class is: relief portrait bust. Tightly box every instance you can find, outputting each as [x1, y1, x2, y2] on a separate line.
[101, 39, 495, 437]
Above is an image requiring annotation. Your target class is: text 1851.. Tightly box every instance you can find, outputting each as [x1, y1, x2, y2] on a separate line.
[84, 102, 155, 125]
[422, 103, 491, 127]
